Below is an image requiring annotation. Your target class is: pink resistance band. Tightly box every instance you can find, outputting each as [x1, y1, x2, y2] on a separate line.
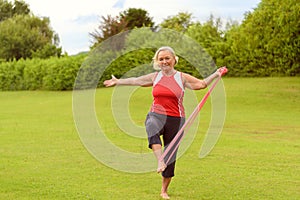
[159, 68, 227, 165]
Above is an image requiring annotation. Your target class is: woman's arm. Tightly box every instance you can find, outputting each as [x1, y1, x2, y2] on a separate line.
[182, 66, 226, 90]
[103, 73, 156, 87]
[182, 73, 207, 90]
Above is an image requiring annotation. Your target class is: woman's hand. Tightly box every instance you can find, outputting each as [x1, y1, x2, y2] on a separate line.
[217, 66, 228, 76]
[103, 75, 118, 87]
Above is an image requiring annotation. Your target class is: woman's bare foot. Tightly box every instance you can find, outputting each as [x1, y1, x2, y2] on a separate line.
[160, 192, 170, 199]
[157, 161, 167, 173]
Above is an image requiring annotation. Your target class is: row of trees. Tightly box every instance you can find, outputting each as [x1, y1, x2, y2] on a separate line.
[0, 0, 61, 61]
[0, 0, 299, 91]
[90, 0, 299, 76]
[221, 0, 300, 76]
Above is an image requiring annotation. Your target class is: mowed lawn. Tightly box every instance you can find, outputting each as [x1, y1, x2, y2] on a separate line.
[0, 77, 299, 200]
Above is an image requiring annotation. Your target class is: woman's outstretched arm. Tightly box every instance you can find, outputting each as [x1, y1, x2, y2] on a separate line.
[103, 73, 156, 87]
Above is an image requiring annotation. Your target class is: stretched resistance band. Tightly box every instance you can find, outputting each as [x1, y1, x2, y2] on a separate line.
[159, 69, 227, 165]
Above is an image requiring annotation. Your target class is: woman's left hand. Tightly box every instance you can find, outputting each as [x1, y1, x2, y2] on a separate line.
[218, 66, 228, 76]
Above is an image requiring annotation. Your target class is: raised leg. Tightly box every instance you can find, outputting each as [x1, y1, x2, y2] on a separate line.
[151, 144, 167, 173]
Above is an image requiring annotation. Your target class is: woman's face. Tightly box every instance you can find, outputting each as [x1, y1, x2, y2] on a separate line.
[157, 50, 176, 70]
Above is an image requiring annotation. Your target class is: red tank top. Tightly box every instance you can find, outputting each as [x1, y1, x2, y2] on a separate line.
[150, 71, 185, 117]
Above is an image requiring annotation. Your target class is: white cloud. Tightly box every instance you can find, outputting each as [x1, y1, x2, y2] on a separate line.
[21, 0, 260, 55]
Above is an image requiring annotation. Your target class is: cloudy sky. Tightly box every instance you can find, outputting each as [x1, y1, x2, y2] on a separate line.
[24, 0, 261, 55]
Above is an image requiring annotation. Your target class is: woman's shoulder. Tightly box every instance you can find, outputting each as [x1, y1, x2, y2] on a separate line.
[179, 71, 188, 81]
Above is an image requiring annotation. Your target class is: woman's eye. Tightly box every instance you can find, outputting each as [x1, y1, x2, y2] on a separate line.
[159, 57, 170, 61]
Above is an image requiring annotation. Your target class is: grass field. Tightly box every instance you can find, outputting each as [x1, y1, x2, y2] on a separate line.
[0, 77, 299, 200]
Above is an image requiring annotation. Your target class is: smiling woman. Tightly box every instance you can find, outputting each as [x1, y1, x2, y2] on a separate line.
[103, 46, 227, 199]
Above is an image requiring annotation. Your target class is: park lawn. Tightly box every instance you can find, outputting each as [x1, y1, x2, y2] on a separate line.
[0, 77, 299, 199]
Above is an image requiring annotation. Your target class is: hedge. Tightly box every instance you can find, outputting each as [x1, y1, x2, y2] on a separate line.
[0, 55, 85, 91]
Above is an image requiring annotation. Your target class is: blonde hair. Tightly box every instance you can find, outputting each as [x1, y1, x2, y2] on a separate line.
[152, 46, 179, 70]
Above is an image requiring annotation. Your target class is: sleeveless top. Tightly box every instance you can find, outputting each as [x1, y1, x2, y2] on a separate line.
[150, 71, 185, 117]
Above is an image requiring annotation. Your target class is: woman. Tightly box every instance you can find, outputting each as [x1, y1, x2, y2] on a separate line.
[104, 46, 226, 199]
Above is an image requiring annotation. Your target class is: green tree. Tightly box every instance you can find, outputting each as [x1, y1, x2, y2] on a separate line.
[224, 0, 300, 76]
[120, 8, 154, 29]
[186, 15, 225, 65]
[160, 12, 194, 33]
[0, 0, 30, 22]
[90, 15, 128, 49]
[90, 8, 155, 49]
[0, 14, 61, 61]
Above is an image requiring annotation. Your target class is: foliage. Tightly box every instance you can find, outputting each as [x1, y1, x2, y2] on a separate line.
[120, 8, 154, 29]
[158, 1, 300, 77]
[0, 55, 85, 91]
[90, 15, 128, 50]
[0, 14, 61, 61]
[0, 0, 30, 22]
[1, 1, 300, 91]
[90, 8, 155, 49]
[160, 12, 194, 33]
[222, 0, 300, 76]
[186, 15, 226, 67]
[0, 0, 61, 61]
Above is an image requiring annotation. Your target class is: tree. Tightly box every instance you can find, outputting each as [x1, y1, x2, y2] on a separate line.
[0, 0, 61, 60]
[160, 12, 194, 33]
[0, 0, 30, 22]
[224, 0, 300, 76]
[186, 15, 225, 64]
[0, 14, 61, 61]
[120, 8, 154, 30]
[90, 8, 155, 49]
[90, 15, 128, 49]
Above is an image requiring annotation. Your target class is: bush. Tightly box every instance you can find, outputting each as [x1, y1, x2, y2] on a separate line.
[0, 55, 85, 91]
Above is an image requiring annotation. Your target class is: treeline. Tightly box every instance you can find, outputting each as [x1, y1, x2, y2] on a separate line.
[220, 0, 300, 76]
[0, 0, 299, 91]
[88, 0, 299, 77]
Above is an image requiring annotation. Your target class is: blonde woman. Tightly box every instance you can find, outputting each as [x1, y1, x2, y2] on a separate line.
[104, 46, 226, 199]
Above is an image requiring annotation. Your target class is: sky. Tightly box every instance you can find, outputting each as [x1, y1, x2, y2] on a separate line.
[22, 0, 261, 55]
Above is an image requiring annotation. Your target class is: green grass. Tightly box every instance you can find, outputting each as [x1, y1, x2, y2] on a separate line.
[0, 77, 299, 199]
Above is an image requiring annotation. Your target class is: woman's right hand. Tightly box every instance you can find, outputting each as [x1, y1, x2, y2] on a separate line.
[103, 75, 118, 87]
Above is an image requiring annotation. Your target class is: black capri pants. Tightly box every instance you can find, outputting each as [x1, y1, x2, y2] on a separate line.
[145, 112, 185, 178]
